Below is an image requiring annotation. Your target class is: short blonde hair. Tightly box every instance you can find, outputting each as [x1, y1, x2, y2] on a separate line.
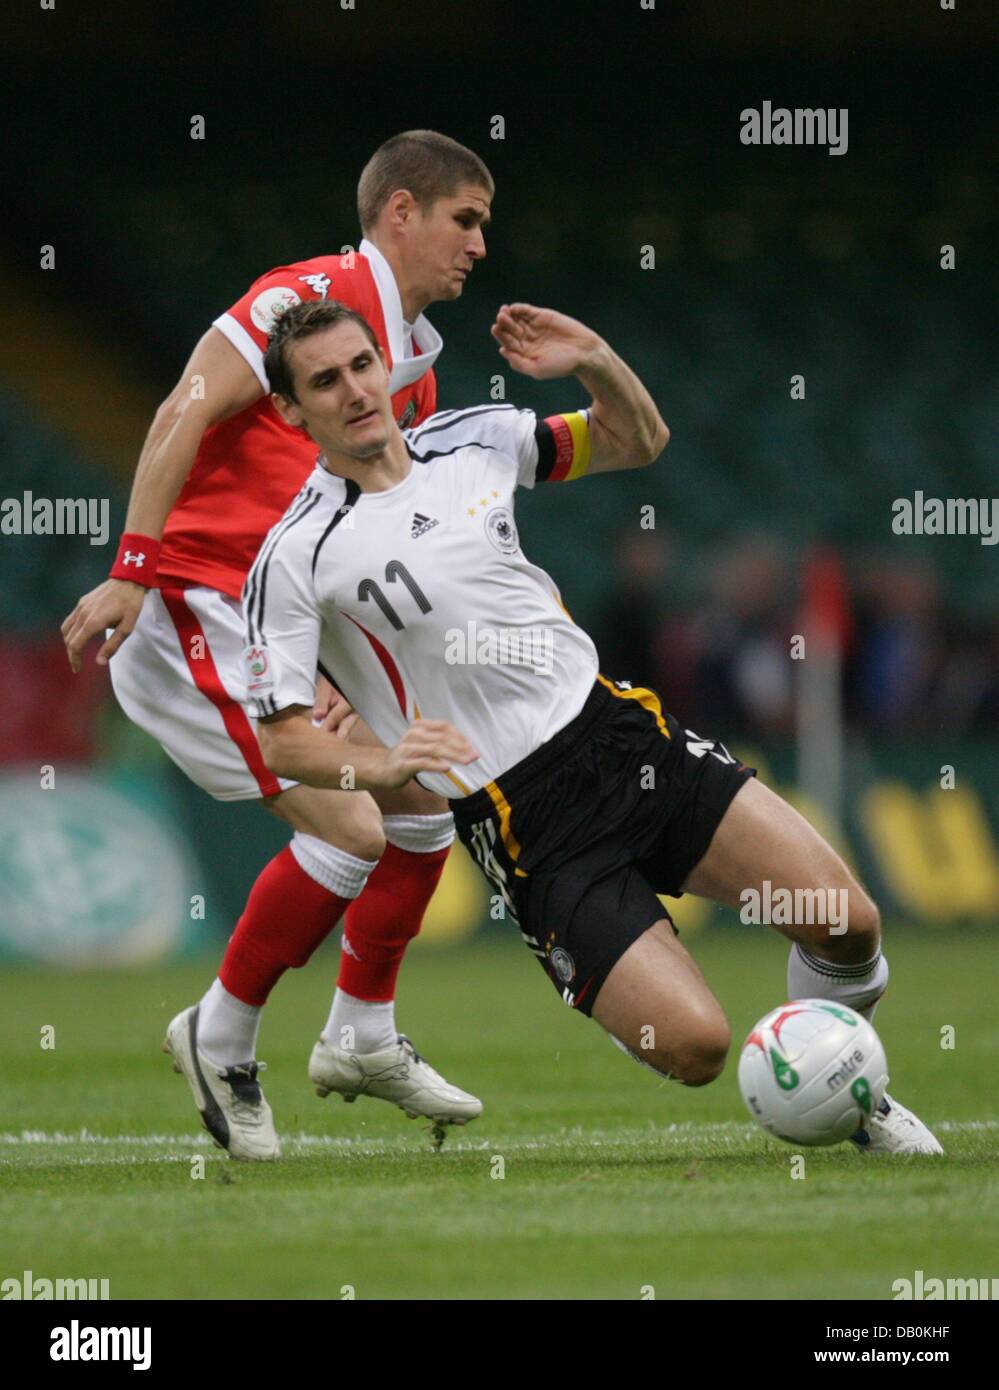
[357, 130, 493, 233]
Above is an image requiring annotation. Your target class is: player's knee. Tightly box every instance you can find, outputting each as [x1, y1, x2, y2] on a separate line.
[851, 890, 881, 946]
[657, 1014, 731, 1087]
[834, 885, 881, 956]
[800, 878, 881, 961]
[302, 797, 386, 861]
[678, 1027, 731, 1087]
[333, 805, 386, 862]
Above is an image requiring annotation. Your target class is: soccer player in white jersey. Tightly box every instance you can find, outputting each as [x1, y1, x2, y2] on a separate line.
[243, 298, 942, 1156]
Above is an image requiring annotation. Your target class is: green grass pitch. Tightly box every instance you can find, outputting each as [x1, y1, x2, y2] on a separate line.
[1, 926, 996, 1300]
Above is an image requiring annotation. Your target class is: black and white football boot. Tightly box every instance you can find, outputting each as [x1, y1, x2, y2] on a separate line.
[163, 1004, 280, 1161]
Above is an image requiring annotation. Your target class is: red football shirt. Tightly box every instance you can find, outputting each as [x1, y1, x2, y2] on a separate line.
[157, 246, 440, 598]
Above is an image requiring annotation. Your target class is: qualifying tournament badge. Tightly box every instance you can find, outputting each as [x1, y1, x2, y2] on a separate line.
[244, 644, 275, 697]
[250, 286, 301, 334]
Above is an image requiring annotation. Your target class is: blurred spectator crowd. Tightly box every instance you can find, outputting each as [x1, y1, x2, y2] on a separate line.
[593, 529, 999, 739]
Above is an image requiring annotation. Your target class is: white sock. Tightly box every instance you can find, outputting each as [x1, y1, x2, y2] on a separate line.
[382, 811, 455, 853]
[290, 831, 379, 895]
[787, 943, 889, 1022]
[323, 990, 397, 1054]
[197, 978, 262, 1068]
[318, 814, 453, 1054]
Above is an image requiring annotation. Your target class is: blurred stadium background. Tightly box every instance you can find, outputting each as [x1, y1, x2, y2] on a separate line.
[1, 0, 996, 970]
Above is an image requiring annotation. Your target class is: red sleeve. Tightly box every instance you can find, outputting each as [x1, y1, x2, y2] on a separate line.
[422, 369, 437, 419]
[212, 254, 381, 389]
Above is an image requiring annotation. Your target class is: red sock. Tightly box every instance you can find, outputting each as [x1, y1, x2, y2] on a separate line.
[336, 843, 450, 1002]
[219, 846, 353, 1006]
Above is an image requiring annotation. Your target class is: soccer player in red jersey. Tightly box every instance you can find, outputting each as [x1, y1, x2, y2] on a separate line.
[61, 132, 493, 1158]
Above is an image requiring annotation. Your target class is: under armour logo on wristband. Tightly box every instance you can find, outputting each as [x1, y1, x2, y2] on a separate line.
[110, 532, 160, 586]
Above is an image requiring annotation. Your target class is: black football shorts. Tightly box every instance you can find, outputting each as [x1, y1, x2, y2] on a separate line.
[451, 676, 755, 1014]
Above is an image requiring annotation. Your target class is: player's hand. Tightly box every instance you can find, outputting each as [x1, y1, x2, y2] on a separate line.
[378, 719, 479, 789]
[314, 678, 358, 740]
[491, 303, 603, 380]
[61, 578, 147, 672]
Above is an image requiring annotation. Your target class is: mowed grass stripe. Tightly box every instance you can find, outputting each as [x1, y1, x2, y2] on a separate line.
[1, 932, 996, 1298]
[1, 1118, 995, 1147]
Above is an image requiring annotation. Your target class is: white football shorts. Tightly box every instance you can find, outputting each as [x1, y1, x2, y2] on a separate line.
[109, 584, 299, 802]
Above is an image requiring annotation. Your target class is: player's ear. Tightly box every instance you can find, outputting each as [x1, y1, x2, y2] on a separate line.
[271, 391, 304, 429]
[385, 188, 416, 229]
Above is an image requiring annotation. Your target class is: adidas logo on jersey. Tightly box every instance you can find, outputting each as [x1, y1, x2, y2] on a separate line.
[411, 512, 439, 538]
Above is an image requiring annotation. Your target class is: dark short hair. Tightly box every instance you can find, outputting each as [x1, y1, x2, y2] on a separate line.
[264, 299, 381, 402]
[357, 129, 493, 233]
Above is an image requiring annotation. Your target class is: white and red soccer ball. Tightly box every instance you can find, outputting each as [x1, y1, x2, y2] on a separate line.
[738, 999, 889, 1146]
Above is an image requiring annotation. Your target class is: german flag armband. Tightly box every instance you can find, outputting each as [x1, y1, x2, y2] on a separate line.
[534, 410, 591, 482]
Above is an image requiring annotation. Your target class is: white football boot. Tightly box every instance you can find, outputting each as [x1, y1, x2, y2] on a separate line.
[849, 1093, 944, 1155]
[163, 1005, 280, 1161]
[310, 1034, 482, 1147]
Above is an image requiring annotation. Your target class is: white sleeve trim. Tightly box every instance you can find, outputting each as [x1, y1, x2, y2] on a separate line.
[518, 407, 541, 489]
[213, 313, 269, 391]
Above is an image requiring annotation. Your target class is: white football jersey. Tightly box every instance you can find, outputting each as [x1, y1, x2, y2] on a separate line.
[242, 404, 600, 798]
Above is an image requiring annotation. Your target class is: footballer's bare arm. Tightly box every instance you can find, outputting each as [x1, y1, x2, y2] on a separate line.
[490, 303, 669, 474]
[257, 705, 479, 792]
[124, 326, 263, 535]
[61, 328, 262, 671]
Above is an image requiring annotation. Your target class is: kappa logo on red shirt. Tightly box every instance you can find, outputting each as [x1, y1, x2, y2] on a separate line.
[298, 273, 331, 299]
